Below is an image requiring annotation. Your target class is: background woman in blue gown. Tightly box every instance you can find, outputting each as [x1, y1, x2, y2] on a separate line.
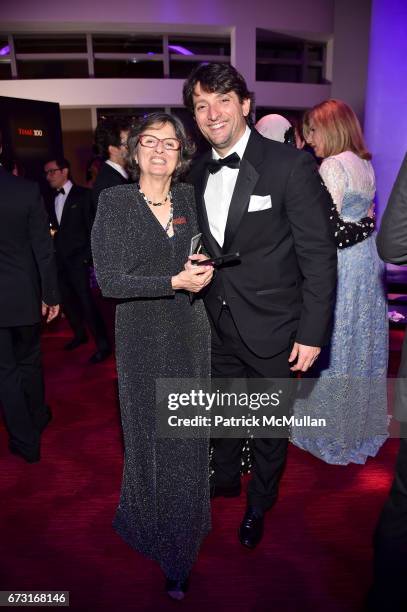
[291, 99, 388, 465]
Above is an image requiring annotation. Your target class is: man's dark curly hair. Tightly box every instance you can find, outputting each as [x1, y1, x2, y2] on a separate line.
[183, 63, 255, 125]
[94, 116, 133, 160]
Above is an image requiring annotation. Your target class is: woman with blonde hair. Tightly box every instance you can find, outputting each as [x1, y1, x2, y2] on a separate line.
[291, 99, 388, 465]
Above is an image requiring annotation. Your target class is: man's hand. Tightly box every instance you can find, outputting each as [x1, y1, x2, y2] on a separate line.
[42, 302, 60, 323]
[289, 342, 321, 372]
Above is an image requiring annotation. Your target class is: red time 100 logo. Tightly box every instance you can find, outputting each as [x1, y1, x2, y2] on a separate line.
[18, 128, 44, 137]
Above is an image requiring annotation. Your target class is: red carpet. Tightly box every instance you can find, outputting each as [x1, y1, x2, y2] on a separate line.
[0, 318, 400, 612]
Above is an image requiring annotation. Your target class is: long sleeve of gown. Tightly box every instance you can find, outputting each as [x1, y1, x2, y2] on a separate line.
[91, 191, 175, 299]
[329, 204, 374, 249]
[320, 157, 374, 249]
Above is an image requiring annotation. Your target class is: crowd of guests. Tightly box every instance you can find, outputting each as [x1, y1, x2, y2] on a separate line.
[0, 61, 405, 609]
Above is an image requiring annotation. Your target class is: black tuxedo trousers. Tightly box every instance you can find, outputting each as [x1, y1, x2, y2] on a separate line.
[0, 324, 48, 454]
[210, 306, 294, 512]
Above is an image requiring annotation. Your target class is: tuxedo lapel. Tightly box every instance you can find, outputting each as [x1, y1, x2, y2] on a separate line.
[59, 186, 76, 227]
[222, 131, 266, 253]
[49, 196, 59, 228]
[107, 163, 129, 185]
[223, 151, 261, 253]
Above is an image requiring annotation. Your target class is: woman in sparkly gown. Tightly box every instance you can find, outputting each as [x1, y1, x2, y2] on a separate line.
[291, 100, 388, 465]
[91, 113, 213, 599]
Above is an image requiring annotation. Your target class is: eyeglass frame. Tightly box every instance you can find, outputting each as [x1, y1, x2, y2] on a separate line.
[44, 167, 64, 176]
[137, 134, 181, 151]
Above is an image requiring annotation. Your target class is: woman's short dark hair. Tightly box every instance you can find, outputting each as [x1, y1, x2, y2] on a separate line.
[183, 63, 254, 124]
[127, 113, 195, 182]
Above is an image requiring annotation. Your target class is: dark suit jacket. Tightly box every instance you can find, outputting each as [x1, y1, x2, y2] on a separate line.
[91, 162, 129, 211]
[48, 184, 94, 266]
[0, 167, 59, 327]
[188, 129, 337, 358]
[377, 153, 407, 421]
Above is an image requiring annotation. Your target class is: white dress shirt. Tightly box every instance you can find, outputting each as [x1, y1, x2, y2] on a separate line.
[204, 125, 251, 247]
[54, 179, 73, 225]
[106, 160, 129, 180]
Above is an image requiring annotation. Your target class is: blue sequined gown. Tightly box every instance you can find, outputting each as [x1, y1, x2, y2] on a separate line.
[291, 151, 388, 464]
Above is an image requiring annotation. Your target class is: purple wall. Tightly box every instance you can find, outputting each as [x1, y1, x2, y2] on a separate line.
[364, 0, 407, 221]
[0, 0, 333, 30]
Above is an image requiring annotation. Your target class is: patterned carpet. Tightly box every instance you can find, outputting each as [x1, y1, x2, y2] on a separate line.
[0, 317, 400, 612]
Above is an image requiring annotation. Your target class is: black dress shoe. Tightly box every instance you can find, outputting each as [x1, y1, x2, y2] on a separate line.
[238, 506, 264, 549]
[165, 576, 189, 600]
[9, 443, 40, 464]
[64, 336, 88, 351]
[89, 348, 112, 364]
[210, 481, 241, 499]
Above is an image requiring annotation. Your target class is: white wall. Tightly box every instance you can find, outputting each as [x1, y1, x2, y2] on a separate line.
[0, 78, 331, 111]
[0, 0, 335, 111]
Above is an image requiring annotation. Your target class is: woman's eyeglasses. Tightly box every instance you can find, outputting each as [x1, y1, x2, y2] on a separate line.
[138, 134, 181, 151]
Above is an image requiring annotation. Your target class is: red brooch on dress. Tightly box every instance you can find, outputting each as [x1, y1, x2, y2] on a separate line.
[172, 216, 187, 225]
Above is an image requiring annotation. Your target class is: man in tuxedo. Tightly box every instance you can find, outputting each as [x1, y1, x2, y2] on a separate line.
[183, 63, 337, 548]
[44, 157, 111, 364]
[368, 153, 407, 612]
[92, 116, 132, 211]
[0, 135, 60, 463]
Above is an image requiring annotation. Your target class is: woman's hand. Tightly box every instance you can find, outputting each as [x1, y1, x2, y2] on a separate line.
[171, 254, 214, 293]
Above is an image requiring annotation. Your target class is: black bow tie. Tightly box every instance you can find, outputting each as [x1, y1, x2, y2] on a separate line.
[206, 152, 240, 174]
[56, 188, 65, 195]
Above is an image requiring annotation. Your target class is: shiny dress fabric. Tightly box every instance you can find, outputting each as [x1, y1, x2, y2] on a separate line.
[91, 182, 211, 579]
[292, 151, 389, 464]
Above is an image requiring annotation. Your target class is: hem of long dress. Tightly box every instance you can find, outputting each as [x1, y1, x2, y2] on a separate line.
[112, 508, 211, 580]
[290, 433, 389, 465]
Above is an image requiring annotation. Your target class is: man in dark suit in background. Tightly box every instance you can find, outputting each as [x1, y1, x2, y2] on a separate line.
[184, 63, 337, 548]
[92, 116, 132, 211]
[0, 133, 60, 463]
[368, 153, 407, 612]
[44, 157, 111, 363]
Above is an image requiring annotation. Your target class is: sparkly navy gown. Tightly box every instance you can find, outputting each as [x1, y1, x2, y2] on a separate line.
[91, 182, 211, 579]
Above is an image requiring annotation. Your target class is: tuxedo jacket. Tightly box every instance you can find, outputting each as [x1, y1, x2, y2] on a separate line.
[377, 153, 407, 421]
[188, 129, 337, 358]
[0, 167, 59, 327]
[48, 184, 94, 266]
[92, 162, 129, 211]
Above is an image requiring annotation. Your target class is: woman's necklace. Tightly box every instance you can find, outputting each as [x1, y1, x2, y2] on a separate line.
[138, 184, 174, 235]
[137, 184, 171, 207]
[164, 204, 174, 235]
